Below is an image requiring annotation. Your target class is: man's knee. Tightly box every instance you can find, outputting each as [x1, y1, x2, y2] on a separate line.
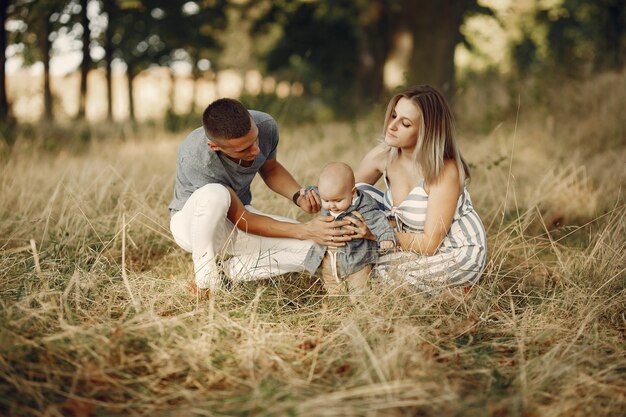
[192, 183, 231, 214]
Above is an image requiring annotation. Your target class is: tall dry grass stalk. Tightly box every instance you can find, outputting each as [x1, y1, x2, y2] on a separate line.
[1, 72, 625, 416]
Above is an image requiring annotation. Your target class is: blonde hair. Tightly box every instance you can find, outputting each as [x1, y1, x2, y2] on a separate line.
[383, 85, 470, 188]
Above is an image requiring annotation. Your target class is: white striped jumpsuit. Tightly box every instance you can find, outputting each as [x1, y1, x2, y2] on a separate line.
[359, 174, 487, 291]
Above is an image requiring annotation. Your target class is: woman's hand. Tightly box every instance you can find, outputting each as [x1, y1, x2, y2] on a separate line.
[344, 211, 376, 240]
[301, 216, 352, 247]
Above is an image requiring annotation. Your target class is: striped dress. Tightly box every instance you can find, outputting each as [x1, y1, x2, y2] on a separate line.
[358, 172, 487, 291]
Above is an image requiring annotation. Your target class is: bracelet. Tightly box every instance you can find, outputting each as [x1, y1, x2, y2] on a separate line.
[292, 190, 301, 206]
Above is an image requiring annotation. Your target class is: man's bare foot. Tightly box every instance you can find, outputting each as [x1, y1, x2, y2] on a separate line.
[194, 255, 221, 290]
[190, 281, 211, 300]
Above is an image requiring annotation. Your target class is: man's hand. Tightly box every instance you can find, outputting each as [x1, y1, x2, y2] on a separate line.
[300, 215, 353, 247]
[296, 188, 321, 213]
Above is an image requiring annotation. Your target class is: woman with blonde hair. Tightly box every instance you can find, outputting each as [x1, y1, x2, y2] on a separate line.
[349, 85, 487, 291]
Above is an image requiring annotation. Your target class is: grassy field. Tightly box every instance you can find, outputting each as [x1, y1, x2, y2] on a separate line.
[1, 72, 625, 417]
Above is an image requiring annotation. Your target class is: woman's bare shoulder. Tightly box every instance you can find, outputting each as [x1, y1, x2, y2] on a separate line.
[426, 159, 461, 195]
[442, 159, 461, 180]
[362, 143, 388, 167]
[355, 143, 387, 184]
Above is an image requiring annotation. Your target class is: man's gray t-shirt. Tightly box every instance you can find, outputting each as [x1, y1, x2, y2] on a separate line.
[168, 110, 278, 215]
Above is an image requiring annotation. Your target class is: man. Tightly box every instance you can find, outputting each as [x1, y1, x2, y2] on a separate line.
[169, 98, 351, 291]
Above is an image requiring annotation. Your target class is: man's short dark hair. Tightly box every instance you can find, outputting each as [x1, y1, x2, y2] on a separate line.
[202, 98, 251, 140]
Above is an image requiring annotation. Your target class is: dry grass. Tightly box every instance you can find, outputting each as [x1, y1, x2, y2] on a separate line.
[1, 72, 625, 417]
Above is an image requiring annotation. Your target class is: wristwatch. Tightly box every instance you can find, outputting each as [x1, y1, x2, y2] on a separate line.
[292, 190, 301, 206]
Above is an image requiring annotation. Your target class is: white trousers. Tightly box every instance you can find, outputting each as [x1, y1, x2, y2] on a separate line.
[170, 183, 314, 287]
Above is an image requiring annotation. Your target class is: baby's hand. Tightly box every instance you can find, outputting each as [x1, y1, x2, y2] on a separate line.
[379, 240, 395, 250]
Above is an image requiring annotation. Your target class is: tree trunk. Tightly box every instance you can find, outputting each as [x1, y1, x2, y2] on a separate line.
[103, 0, 114, 121]
[356, 0, 394, 104]
[402, 0, 468, 99]
[191, 70, 199, 114]
[78, 0, 90, 119]
[190, 49, 200, 113]
[105, 49, 113, 120]
[41, 15, 53, 120]
[595, 2, 625, 71]
[169, 67, 176, 112]
[127, 65, 135, 121]
[0, 0, 9, 121]
[0, 1, 9, 122]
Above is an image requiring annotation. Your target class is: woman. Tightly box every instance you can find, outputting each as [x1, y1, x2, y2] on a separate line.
[350, 85, 487, 291]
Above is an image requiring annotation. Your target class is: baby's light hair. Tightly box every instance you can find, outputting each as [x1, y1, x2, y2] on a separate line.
[318, 162, 355, 192]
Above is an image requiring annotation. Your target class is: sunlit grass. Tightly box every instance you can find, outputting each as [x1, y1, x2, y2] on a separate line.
[1, 72, 625, 416]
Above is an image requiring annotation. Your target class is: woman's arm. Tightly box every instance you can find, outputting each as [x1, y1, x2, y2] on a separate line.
[354, 144, 386, 184]
[345, 160, 461, 255]
[396, 160, 460, 255]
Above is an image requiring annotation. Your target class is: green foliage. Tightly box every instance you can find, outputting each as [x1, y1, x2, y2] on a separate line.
[106, 2, 167, 76]
[512, 32, 541, 76]
[239, 92, 335, 125]
[5, 0, 626, 126]
[513, 0, 626, 77]
[252, 0, 491, 113]
[0, 118, 17, 148]
[7, 0, 72, 66]
[253, 0, 361, 114]
[164, 109, 202, 133]
[545, 0, 626, 72]
[100, 0, 227, 75]
[7, 0, 75, 120]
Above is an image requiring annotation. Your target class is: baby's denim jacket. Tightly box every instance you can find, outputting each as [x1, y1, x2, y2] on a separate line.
[303, 190, 396, 277]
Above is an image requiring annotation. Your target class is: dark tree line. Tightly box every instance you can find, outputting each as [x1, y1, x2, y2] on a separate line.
[1, 0, 625, 123]
[2, 0, 226, 122]
[513, 0, 626, 77]
[0, 1, 8, 121]
[250, 0, 489, 109]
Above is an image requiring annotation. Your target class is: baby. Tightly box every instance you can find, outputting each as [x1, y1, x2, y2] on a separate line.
[305, 162, 395, 297]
